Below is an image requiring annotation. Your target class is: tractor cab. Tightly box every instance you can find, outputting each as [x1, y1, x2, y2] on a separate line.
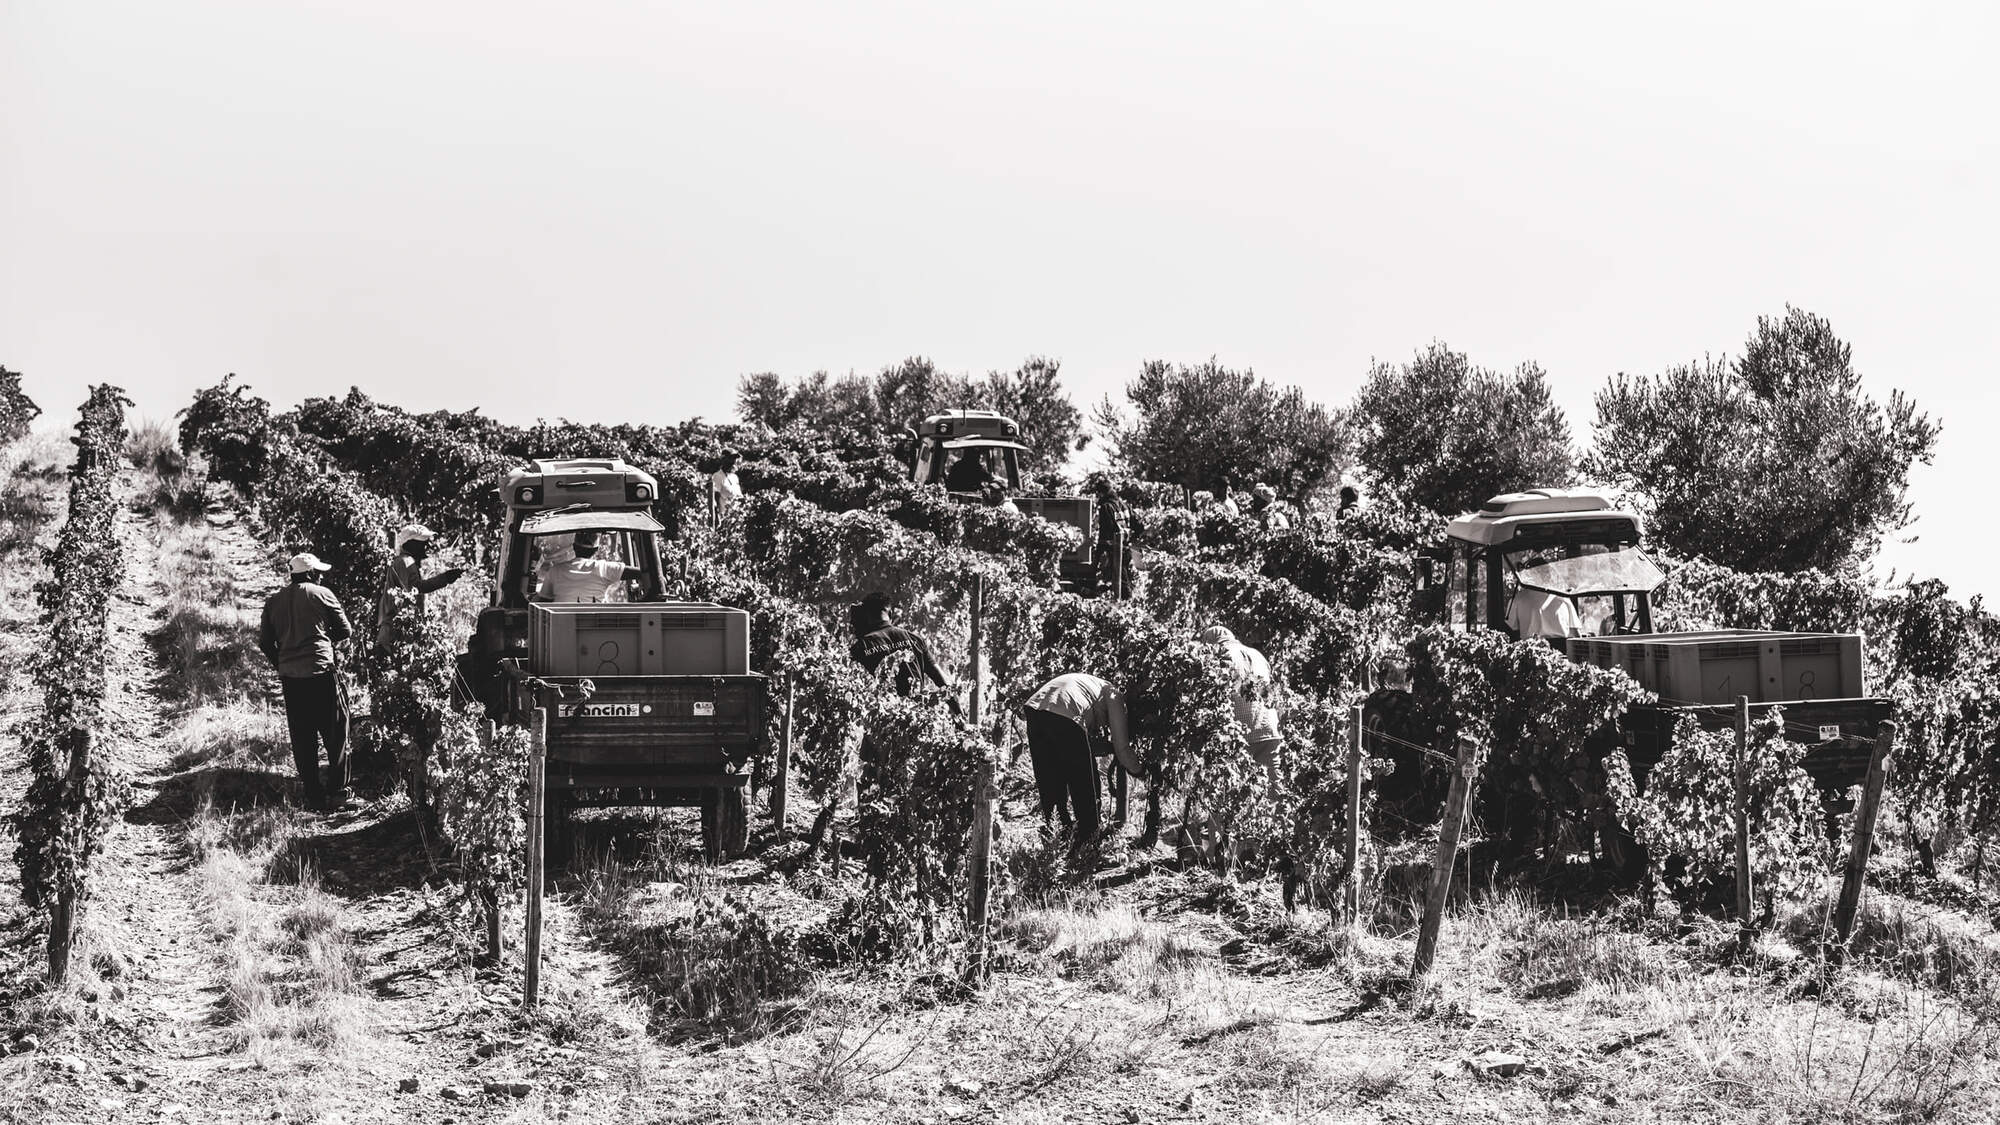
[1413, 489, 1660, 641]
[905, 408, 1130, 595]
[492, 459, 670, 608]
[464, 459, 671, 711]
[910, 410, 1028, 494]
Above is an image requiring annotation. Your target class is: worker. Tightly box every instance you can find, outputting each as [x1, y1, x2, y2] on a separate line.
[710, 449, 743, 522]
[980, 478, 1019, 513]
[848, 592, 959, 711]
[1216, 490, 1242, 518]
[944, 449, 994, 493]
[258, 552, 355, 811]
[1022, 673, 1138, 851]
[1089, 475, 1132, 595]
[845, 592, 961, 878]
[1336, 483, 1363, 519]
[1200, 624, 1285, 779]
[375, 523, 466, 648]
[537, 531, 645, 603]
[1508, 583, 1582, 640]
[1251, 483, 1291, 531]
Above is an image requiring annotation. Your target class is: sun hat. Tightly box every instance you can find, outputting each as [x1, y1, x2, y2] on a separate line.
[288, 552, 332, 575]
[396, 523, 436, 550]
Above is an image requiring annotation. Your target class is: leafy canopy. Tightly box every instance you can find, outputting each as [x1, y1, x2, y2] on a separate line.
[737, 356, 1083, 468]
[1097, 359, 1349, 501]
[1349, 343, 1574, 515]
[1587, 307, 1938, 571]
[1, 366, 40, 444]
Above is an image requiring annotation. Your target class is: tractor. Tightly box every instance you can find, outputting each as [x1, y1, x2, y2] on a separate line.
[907, 409, 1129, 595]
[1364, 488, 1893, 859]
[460, 458, 768, 861]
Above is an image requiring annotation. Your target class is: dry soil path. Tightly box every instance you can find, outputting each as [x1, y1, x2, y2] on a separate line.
[3, 478, 656, 1123]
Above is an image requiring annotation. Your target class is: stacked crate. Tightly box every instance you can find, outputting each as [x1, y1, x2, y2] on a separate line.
[1566, 629, 1866, 705]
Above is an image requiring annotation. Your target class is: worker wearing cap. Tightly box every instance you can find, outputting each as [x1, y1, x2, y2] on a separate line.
[537, 530, 645, 603]
[1251, 483, 1291, 531]
[375, 523, 466, 648]
[980, 478, 1019, 513]
[259, 553, 355, 811]
[1022, 673, 1136, 850]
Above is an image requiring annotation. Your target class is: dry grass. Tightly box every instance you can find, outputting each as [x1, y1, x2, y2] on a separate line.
[194, 800, 372, 1062]
[149, 515, 265, 706]
[0, 431, 67, 557]
[573, 847, 817, 1041]
[126, 417, 202, 522]
[1001, 901, 1216, 999]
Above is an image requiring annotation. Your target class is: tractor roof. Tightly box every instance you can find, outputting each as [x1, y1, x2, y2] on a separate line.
[1447, 488, 1643, 547]
[505, 458, 657, 486]
[917, 410, 1022, 439]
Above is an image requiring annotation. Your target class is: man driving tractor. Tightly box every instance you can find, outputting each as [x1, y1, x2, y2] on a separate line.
[536, 530, 646, 603]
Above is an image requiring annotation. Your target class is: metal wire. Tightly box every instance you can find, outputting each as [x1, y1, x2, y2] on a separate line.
[1651, 694, 1870, 741]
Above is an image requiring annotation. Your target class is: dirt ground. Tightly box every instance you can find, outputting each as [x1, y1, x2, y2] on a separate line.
[5, 470, 2000, 1125]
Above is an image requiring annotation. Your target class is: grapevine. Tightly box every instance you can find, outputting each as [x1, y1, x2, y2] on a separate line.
[8, 385, 134, 979]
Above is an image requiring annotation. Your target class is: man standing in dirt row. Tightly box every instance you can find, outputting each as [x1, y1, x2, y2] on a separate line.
[259, 552, 355, 811]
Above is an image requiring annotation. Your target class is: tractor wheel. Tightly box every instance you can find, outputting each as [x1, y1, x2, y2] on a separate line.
[701, 786, 748, 862]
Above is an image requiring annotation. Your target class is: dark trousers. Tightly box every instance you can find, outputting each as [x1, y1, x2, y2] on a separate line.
[1026, 708, 1099, 844]
[279, 673, 349, 803]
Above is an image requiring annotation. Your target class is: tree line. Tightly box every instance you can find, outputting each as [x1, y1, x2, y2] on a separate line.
[739, 306, 1939, 576]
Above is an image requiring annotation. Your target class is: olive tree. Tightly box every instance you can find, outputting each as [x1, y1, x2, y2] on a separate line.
[1587, 307, 1938, 572]
[1349, 343, 1574, 514]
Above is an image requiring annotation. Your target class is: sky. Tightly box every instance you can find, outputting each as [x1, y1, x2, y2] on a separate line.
[4, 1, 1995, 599]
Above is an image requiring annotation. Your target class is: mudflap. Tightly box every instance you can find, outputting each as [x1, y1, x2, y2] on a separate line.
[700, 786, 748, 862]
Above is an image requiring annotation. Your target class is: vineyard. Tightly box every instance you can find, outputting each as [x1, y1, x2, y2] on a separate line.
[4, 373, 2000, 1122]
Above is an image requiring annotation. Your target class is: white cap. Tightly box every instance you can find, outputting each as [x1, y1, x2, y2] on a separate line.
[288, 552, 332, 575]
[396, 524, 436, 550]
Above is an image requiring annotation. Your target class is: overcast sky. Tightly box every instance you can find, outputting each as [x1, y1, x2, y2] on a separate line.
[4, 1, 1994, 599]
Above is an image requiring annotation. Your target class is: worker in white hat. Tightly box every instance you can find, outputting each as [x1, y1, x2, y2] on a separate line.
[259, 552, 355, 810]
[375, 523, 466, 648]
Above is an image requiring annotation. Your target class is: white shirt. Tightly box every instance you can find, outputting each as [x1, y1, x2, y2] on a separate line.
[710, 468, 743, 516]
[541, 557, 629, 603]
[1508, 589, 1581, 639]
[1217, 640, 1283, 745]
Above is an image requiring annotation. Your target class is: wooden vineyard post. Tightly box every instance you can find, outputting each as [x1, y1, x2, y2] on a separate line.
[1734, 696, 1754, 954]
[1411, 734, 1479, 978]
[965, 759, 995, 985]
[1832, 721, 1898, 953]
[47, 730, 91, 982]
[968, 575, 985, 727]
[773, 672, 794, 838]
[1336, 704, 1368, 924]
[482, 719, 503, 962]
[523, 703, 548, 1010]
[963, 573, 993, 984]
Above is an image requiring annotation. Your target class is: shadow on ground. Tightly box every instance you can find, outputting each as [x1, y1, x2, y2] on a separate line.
[126, 766, 296, 825]
[293, 808, 439, 898]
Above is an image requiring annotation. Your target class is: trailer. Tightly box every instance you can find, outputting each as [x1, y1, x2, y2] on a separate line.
[461, 459, 769, 861]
